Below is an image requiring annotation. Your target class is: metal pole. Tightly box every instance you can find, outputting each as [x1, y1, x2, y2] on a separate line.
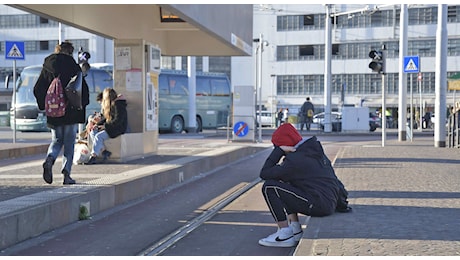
[257, 33, 263, 143]
[382, 72, 386, 147]
[419, 73, 423, 131]
[12, 59, 16, 143]
[410, 74, 413, 141]
[271, 74, 276, 127]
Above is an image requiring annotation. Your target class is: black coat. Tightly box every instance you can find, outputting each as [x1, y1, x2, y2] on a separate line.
[97, 96, 128, 139]
[33, 53, 89, 129]
[260, 136, 349, 216]
[300, 101, 314, 118]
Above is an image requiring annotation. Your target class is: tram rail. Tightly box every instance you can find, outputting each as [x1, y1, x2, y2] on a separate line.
[139, 177, 262, 256]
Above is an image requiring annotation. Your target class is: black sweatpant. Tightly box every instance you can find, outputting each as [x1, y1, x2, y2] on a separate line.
[261, 179, 314, 222]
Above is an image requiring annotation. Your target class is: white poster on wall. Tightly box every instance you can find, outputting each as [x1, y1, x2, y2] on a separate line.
[150, 45, 161, 72]
[146, 72, 158, 131]
[115, 47, 131, 70]
[125, 69, 142, 92]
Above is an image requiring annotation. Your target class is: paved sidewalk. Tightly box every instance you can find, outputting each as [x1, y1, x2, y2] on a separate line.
[295, 136, 460, 256]
[1, 129, 459, 256]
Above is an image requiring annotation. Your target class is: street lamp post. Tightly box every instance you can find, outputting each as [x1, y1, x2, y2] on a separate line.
[270, 74, 276, 127]
[254, 34, 268, 143]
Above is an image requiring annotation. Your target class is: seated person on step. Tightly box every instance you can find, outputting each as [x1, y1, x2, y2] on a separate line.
[258, 123, 351, 248]
[81, 91, 103, 141]
[85, 88, 128, 164]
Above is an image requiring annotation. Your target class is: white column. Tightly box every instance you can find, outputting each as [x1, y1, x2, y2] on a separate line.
[434, 4, 447, 147]
[398, 4, 408, 141]
[187, 56, 197, 132]
[324, 4, 332, 133]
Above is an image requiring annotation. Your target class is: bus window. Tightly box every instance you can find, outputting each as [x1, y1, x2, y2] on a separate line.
[169, 76, 188, 95]
[91, 69, 113, 93]
[159, 75, 169, 94]
[196, 77, 211, 96]
[211, 79, 230, 96]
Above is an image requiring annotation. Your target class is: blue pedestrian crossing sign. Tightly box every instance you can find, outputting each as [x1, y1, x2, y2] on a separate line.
[233, 121, 249, 137]
[403, 56, 419, 73]
[5, 41, 25, 60]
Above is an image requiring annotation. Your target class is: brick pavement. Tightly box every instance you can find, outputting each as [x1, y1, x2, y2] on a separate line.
[295, 136, 460, 256]
[1, 130, 459, 256]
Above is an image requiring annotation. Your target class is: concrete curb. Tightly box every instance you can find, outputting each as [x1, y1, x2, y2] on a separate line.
[0, 144, 269, 250]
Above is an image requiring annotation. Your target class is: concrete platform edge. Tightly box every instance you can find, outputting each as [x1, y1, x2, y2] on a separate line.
[0, 145, 269, 250]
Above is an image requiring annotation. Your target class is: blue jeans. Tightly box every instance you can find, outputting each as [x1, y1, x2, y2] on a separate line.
[47, 124, 77, 174]
[89, 128, 110, 156]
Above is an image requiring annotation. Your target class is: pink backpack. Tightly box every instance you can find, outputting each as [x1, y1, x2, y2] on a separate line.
[45, 76, 66, 117]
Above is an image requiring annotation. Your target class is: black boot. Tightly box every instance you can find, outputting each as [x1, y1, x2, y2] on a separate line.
[102, 150, 112, 162]
[63, 170, 76, 185]
[42, 155, 54, 184]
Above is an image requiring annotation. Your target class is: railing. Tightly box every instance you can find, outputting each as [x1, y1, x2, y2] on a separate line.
[447, 109, 460, 148]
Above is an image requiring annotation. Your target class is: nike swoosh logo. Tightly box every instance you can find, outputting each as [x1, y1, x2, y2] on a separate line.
[275, 235, 293, 242]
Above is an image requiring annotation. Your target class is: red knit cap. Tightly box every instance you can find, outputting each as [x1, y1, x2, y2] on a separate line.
[271, 123, 302, 147]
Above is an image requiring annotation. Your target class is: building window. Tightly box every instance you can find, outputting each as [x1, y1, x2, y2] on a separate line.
[39, 41, 49, 51]
[303, 15, 314, 26]
[299, 45, 313, 56]
[409, 6, 437, 25]
[332, 44, 339, 55]
[39, 17, 48, 24]
[70, 39, 89, 53]
[277, 13, 323, 31]
[447, 5, 459, 22]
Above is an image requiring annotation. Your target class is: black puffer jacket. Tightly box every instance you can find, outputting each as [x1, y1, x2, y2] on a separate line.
[97, 95, 128, 138]
[33, 53, 89, 128]
[260, 136, 350, 216]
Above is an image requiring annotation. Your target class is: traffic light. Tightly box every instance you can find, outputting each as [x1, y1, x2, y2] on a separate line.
[368, 50, 384, 74]
[78, 47, 91, 76]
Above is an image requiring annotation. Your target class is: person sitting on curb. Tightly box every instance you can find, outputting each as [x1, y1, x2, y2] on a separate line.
[258, 123, 351, 248]
[85, 88, 128, 164]
[81, 91, 103, 141]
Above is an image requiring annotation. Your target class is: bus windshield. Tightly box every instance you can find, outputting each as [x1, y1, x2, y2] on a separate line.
[16, 67, 41, 105]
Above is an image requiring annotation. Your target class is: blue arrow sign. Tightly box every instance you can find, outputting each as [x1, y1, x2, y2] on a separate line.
[403, 56, 419, 73]
[233, 121, 249, 137]
[5, 41, 25, 60]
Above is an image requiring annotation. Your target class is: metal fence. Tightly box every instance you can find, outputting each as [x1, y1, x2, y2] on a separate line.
[447, 109, 460, 148]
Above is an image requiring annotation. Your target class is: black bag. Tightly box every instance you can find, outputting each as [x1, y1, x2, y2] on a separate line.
[65, 71, 83, 109]
[335, 179, 352, 213]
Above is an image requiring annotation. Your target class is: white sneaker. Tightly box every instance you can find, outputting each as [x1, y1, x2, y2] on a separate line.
[290, 222, 303, 242]
[258, 227, 296, 247]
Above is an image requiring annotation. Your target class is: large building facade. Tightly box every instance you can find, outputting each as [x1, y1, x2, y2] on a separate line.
[233, 4, 460, 126]
[2, 4, 460, 126]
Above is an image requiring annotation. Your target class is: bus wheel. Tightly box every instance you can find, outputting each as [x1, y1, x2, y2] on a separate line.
[170, 116, 184, 133]
[196, 117, 202, 133]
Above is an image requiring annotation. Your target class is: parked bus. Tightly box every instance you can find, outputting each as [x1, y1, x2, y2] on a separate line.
[6, 65, 113, 132]
[158, 69, 232, 133]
